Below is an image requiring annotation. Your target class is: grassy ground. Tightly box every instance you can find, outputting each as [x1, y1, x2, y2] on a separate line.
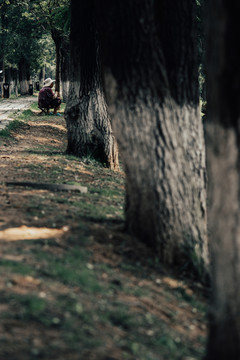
[0, 102, 208, 360]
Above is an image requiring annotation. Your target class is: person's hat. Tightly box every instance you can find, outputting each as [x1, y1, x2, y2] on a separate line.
[44, 78, 55, 87]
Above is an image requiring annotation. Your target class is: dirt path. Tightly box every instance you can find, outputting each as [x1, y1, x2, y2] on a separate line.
[0, 104, 208, 360]
[0, 96, 36, 130]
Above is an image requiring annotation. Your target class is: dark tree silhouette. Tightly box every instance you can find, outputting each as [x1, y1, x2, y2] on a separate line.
[206, 0, 240, 358]
[96, 0, 208, 272]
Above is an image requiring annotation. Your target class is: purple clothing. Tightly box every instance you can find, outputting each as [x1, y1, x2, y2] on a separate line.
[38, 86, 58, 109]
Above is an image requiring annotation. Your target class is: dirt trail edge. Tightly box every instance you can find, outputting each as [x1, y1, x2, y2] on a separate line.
[0, 96, 36, 130]
[0, 101, 207, 360]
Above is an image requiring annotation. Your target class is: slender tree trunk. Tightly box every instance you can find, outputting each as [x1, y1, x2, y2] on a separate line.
[65, 0, 119, 170]
[206, 0, 240, 358]
[19, 58, 29, 95]
[55, 40, 61, 93]
[0, 58, 4, 98]
[5, 67, 13, 95]
[12, 69, 18, 97]
[96, 0, 208, 273]
[40, 65, 45, 86]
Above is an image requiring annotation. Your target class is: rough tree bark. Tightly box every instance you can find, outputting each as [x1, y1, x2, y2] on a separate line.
[12, 68, 18, 97]
[60, 36, 70, 102]
[0, 58, 4, 98]
[0, 6, 6, 98]
[96, 0, 208, 273]
[65, 0, 119, 170]
[39, 65, 45, 87]
[206, 0, 240, 358]
[51, 30, 61, 94]
[5, 67, 13, 95]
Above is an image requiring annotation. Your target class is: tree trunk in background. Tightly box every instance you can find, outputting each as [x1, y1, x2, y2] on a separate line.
[96, 0, 208, 274]
[19, 58, 29, 95]
[0, 6, 6, 98]
[52, 30, 61, 94]
[39, 65, 45, 87]
[0, 58, 4, 98]
[206, 0, 240, 358]
[12, 69, 18, 97]
[60, 37, 70, 102]
[65, 0, 119, 170]
[5, 67, 13, 95]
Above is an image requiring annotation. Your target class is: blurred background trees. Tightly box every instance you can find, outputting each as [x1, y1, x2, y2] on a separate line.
[0, 0, 70, 97]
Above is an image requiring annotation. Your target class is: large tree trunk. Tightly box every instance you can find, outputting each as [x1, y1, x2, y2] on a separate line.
[206, 0, 240, 358]
[51, 30, 61, 94]
[60, 37, 70, 103]
[65, 0, 119, 170]
[96, 0, 208, 273]
[18, 58, 29, 95]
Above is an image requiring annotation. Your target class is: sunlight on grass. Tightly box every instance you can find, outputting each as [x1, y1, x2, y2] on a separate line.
[0, 225, 69, 241]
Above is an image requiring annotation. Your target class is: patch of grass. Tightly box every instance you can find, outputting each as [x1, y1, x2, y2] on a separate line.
[17, 109, 34, 120]
[89, 186, 123, 198]
[0, 120, 25, 138]
[0, 259, 34, 275]
[63, 322, 103, 351]
[9, 94, 19, 99]
[43, 247, 103, 293]
[73, 200, 124, 221]
[173, 287, 207, 313]
[99, 175, 125, 185]
[30, 100, 66, 113]
[55, 197, 70, 204]
[124, 286, 149, 298]
[18, 295, 48, 320]
[105, 305, 137, 330]
[106, 304, 205, 360]
[30, 101, 40, 111]
[3, 293, 51, 325]
[25, 145, 63, 156]
[81, 154, 104, 167]
[63, 154, 81, 161]
[21, 163, 45, 172]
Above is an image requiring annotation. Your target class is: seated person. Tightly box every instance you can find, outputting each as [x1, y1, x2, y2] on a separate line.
[38, 78, 61, 115]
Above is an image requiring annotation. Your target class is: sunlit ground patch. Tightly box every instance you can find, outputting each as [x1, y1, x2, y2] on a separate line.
[0, 225, 69, 241]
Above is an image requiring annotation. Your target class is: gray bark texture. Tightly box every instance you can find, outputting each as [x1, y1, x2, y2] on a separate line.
[39, 66, 45, 88]
[65, 0, 119, 170]
[206, 0, 240, 358]
[96, 0, 208, 273]
[60, 37, 70, 103]
[19, 58, 29, 96]
[51, 30, 61, 94]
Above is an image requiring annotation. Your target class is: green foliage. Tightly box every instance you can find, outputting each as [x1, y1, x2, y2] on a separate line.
[1, 1, 45, 76]
[28, 0, 70, 34]
[0, 0, 70, 81]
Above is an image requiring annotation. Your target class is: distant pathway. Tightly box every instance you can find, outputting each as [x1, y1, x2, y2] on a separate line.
[0, 96, 36, 130]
